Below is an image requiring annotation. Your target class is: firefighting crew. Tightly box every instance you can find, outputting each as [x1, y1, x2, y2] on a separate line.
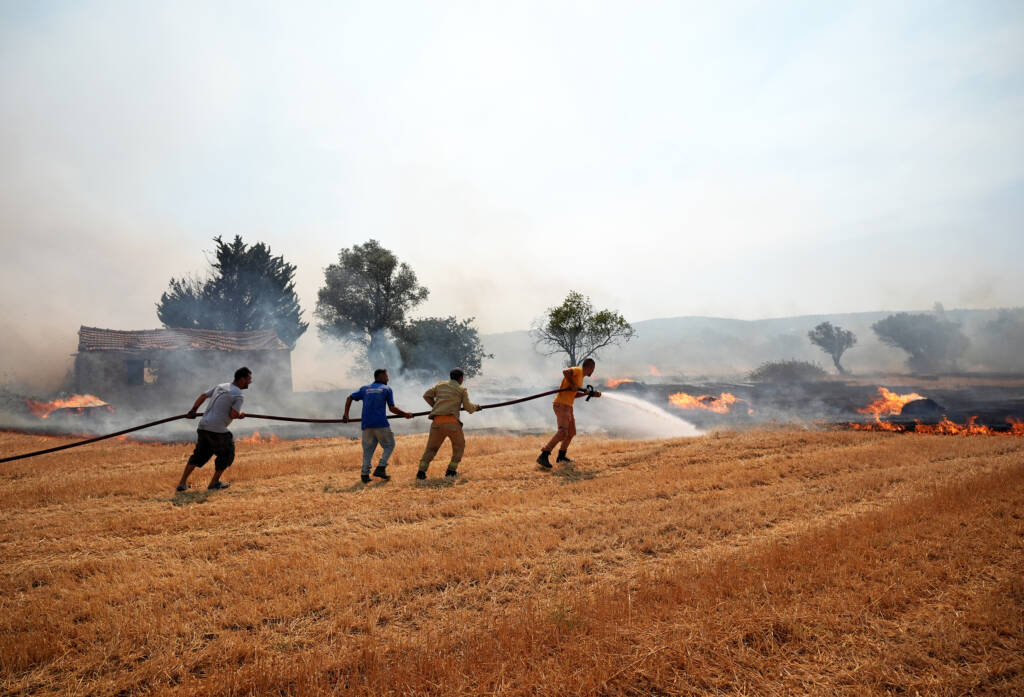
[172, 364, 605, 490]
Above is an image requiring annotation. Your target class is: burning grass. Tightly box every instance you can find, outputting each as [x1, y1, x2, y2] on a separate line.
[668, 390, 745, 414]
[23, 393, 113, 419]
[1, 429, 1022, 695]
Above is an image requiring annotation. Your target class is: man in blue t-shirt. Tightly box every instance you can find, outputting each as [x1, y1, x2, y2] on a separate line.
[343, 368, 413, 482]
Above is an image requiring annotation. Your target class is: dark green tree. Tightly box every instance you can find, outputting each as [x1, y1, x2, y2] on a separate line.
[531, 290, 635, 366]
[872, 311, 969, 373]
[315, 240, 429, 367]
[156, 235, 307, 347]
[394, 316, 493, 378]
[807, 321, 857, 374]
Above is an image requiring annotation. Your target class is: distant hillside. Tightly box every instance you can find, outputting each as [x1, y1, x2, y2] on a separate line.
[482, 308, 1018, 381]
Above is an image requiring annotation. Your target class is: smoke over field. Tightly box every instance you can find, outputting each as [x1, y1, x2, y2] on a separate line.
[2, 429, 1021, 695]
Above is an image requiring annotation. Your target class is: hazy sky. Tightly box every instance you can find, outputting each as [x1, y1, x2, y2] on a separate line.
[2, 1, 1022, 387]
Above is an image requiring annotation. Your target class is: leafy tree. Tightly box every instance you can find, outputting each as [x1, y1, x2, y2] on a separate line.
[394, 316, 493, 378]
[531, 290, 635, 366]
[315, 240, 429, 367]
[157, 235, 307, 347]
[872, 311, 969, 373]
[807, 321, 857, 374]
[748, 359, 828, 383]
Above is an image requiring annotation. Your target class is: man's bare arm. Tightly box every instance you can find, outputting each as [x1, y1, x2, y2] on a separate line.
[389, 403, 414, 418]
[186, 393, 208, 418]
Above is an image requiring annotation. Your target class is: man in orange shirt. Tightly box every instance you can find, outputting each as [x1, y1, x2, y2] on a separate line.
[537, 357, 600, 469]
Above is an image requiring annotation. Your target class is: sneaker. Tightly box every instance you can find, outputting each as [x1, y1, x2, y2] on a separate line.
[556, 452, 574, 464]
[444, 469, 458, 478]
[207, 481, 231, 490]
[361, 474, 371, 483]
[372, 468, 391, 481]
[416, 470, 427, 480]
[536, 451, 553, 469]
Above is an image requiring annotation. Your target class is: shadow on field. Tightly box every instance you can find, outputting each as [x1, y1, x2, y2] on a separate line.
[413, 476, 468, 489]
[171, 490, 213, 506]
[550, 462, 597, 483]
[322, 479, 391, 494]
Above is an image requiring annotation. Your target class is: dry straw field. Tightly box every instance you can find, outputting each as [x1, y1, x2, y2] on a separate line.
[2, 427, 1022, 696]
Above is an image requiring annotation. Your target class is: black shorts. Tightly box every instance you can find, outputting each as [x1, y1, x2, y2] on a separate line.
[187, 429, 235, 470]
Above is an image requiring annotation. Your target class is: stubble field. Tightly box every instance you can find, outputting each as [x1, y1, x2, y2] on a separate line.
[1, 427, 1022, 696]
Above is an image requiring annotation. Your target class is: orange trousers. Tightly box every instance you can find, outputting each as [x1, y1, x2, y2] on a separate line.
[543, 403, 576, 452]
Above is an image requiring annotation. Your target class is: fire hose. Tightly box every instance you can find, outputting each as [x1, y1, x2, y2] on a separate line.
[0, 385, 601, 464]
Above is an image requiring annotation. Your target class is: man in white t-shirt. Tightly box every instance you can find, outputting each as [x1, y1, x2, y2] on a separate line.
[175, 367, 252, 492]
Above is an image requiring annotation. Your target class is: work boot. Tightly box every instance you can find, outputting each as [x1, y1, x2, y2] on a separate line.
[444, 468, 458, 478]
[416, 470, 427, 480]
[372, 467, 390, 481]
[360, 474, 371, 483]
[536, 451, 552, 469]
[556, 450, 574, 464]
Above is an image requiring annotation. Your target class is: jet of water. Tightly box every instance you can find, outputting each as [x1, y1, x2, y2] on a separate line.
[600, 391, 702, 438]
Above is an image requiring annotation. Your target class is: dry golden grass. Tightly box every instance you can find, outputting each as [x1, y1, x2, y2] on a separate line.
[1, 427, 1022, 696]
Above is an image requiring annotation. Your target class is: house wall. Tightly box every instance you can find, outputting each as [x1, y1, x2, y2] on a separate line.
[74, 349, 292, 407]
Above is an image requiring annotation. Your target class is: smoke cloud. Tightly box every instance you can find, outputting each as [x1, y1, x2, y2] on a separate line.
[2, 3, 1023, 420]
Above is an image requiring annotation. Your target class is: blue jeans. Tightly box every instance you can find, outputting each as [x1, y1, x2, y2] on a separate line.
[361, 427, 396, 475]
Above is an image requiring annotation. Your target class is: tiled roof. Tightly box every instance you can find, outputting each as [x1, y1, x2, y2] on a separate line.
[78, 326, 289, 352]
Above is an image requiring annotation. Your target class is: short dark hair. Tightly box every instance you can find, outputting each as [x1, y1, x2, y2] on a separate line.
[234, 366, 252, 381]
[582, 358, 596, 368]
[373, 368, 388, 381]
[450, 368, 464, 381]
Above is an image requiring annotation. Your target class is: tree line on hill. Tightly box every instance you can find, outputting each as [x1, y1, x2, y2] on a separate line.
[154, 236, 1021, 382]
[755, 302, 1024, 382]
[156, 236, 635, 379]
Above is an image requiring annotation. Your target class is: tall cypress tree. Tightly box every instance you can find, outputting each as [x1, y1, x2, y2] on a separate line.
[157, 235, 307, 348]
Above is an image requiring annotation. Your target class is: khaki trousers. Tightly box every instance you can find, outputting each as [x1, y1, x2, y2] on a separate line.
[420, 422, 466, 464]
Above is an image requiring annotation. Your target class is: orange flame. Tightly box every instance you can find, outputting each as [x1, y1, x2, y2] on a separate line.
[914, 416, 993, 436]
[25, 394, 113, 419]
[240, 431, 280, 444]
[648, 365, 662, 377]
[668, 391, 745, 414]
[849, 415, 1024, 436]
[857, 387, 925, 417]
[606, 378, 635, 388]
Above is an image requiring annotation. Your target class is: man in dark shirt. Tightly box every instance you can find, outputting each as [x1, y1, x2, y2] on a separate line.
[343, 368, 413, 482]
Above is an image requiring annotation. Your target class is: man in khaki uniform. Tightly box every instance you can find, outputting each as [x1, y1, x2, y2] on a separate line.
[537, 357, 600, 469]
[416, 368, 482, 479]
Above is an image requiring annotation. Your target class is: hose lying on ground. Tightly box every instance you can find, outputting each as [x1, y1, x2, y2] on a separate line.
[0, 386, 588, 463]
